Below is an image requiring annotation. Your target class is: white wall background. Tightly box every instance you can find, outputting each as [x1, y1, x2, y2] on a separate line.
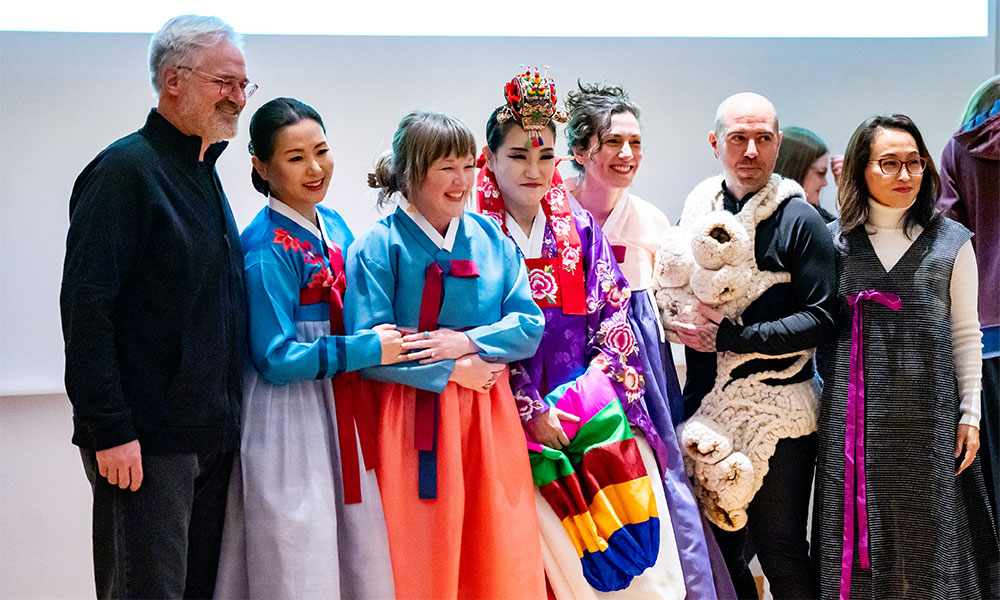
[1, 12, 997, 597]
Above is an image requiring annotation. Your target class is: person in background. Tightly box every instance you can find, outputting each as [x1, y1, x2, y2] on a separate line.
[60, 15, 251, 598]
[813, 113, 997, 599]
[345, 110, 547, 599]
[214, 97, 402, 599]
[563, 81, 734, 598]
[938, 74, 1000, 523]
[774, 126, 837, 223]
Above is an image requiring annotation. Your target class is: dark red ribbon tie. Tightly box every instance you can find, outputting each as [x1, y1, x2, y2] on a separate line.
[415, 259, 479, 499]
[299, 246, 379, 505]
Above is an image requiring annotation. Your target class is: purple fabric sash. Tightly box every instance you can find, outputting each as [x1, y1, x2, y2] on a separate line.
[840, 290, 901, 600]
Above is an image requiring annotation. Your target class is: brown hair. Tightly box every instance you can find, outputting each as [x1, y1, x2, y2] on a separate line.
[774, 127, 827, 186]
[369, 111, 476, 207]
[564, 82, 640, 173]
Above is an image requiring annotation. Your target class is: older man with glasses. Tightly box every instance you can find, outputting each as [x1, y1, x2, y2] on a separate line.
[60, 14, 256, 599]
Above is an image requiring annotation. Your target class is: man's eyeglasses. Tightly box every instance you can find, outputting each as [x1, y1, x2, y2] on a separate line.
[870, 157, 927, 176]
[175, 65, 258, 98]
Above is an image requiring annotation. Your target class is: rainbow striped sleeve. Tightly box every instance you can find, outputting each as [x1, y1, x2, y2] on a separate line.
[528, 367, 660, 592]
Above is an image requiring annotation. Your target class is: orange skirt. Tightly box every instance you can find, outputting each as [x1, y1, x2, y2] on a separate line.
[376, 370, 546, 599]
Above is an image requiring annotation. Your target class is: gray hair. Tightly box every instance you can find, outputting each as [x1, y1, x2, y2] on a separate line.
[148, 15, 242, 96]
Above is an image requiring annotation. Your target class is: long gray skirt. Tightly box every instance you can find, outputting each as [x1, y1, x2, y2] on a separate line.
[215, 320, 395, 599]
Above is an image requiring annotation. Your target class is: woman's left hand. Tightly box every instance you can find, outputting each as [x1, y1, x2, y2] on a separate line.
[401, 329, 479, 364]
[955, 423, 980, 475]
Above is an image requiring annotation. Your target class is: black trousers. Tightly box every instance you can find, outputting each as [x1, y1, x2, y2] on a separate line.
[711, 434, 818, 600]
[81, 448, 234, 599]
[982, 356, 999, 525]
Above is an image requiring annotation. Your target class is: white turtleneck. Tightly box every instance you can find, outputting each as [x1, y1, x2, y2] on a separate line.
[866, 200, 982, 428]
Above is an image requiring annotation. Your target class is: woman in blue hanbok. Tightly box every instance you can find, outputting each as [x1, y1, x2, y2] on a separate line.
[215, 98, 401, 599]
[344, 110, 547, 599]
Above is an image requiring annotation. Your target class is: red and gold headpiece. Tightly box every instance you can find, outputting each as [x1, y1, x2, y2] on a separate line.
[496, 66, 568, 148]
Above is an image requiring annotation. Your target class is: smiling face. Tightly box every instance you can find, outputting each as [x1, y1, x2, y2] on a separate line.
[252, 119, 333, 219]
[174, 40, 248, 142]
[865, 127, 923, 209]
[411, 152, 476, 233]
[801, 153, 829, 206]
[710, 94, 781, 199]
[573, 112, 642, 191]
[487, 125, 556, 213]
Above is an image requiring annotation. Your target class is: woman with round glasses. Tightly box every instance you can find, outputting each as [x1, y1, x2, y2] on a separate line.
[812, 114, 998, 599]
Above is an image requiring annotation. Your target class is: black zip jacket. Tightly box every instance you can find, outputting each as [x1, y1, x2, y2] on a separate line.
[61, 109, 246, 454]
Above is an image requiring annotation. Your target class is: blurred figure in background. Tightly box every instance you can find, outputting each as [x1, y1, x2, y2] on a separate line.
[939, 74, 1000, 522]
[774, 126, 837, 223]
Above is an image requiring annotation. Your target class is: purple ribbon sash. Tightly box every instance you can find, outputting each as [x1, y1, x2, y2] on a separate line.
[840, 290, 901, 600]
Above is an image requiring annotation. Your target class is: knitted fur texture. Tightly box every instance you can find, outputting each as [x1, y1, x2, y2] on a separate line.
[652, 174, 820, 531]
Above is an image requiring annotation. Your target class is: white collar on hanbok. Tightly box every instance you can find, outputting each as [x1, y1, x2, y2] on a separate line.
[399, 198, 460, 252]
[268, 197, 330, 248]
[505, 205, 546, 259]
[600, 191, 631, 239]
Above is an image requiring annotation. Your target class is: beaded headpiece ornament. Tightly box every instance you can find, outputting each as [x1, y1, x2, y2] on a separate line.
[497, 67, 569, 149]
[477, 68, 586, 315]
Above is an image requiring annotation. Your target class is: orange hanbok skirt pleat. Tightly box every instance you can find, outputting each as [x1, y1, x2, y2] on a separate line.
[376, 370, 546, 600]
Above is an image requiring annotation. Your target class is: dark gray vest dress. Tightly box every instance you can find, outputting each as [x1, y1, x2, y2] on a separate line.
[815, 217, 999, 600]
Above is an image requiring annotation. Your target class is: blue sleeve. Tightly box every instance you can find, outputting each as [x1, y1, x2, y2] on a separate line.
[344, 228, 455, 393]
[246, 240, 381, 386]
[466, 226, 544, 362]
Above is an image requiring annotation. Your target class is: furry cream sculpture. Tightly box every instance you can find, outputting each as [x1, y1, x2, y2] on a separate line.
[652, 174, 820, 531]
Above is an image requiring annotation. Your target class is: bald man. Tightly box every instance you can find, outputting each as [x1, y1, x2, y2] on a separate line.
[674, 93, 835, 599]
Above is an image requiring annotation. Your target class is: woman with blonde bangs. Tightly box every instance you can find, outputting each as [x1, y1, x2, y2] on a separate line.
[344, 110, 547, 599]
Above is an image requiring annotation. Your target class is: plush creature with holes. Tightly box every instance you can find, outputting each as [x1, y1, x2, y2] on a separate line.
[651, 174, 820, 531]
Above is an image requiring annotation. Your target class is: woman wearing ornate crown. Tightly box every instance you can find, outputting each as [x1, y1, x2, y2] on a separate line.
[214, 98, 402, 599]
[476, 69, 704, 599]
[344, 110, 547, 599]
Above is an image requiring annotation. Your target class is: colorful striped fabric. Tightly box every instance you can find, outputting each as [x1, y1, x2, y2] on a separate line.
[527, 367, 660, 592]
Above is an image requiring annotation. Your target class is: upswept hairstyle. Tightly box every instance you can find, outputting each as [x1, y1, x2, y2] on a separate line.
[837, 114, 941, 246]
[960, 74, 1000, 130]
[773, 127, 828, 186]
[564, 82, 640, 172]
[485, 106, 557, 153]
[148, 15, 241, 97]
[369, 111, 476, 207]
[248, 97, 325, 197]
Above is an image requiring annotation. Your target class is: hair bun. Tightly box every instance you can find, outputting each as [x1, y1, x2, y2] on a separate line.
[367, 172, 381, 189]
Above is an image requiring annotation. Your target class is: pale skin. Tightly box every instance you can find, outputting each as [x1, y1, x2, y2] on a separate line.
[485, 124, 579, 448]
[673, 93, 782, 351]
[402, 152, 506, 393]
[96, 41, 252, 490]
[865, 128, 980, 472]
[571, 112, 644, 228]
[251, 118, 405, 365]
